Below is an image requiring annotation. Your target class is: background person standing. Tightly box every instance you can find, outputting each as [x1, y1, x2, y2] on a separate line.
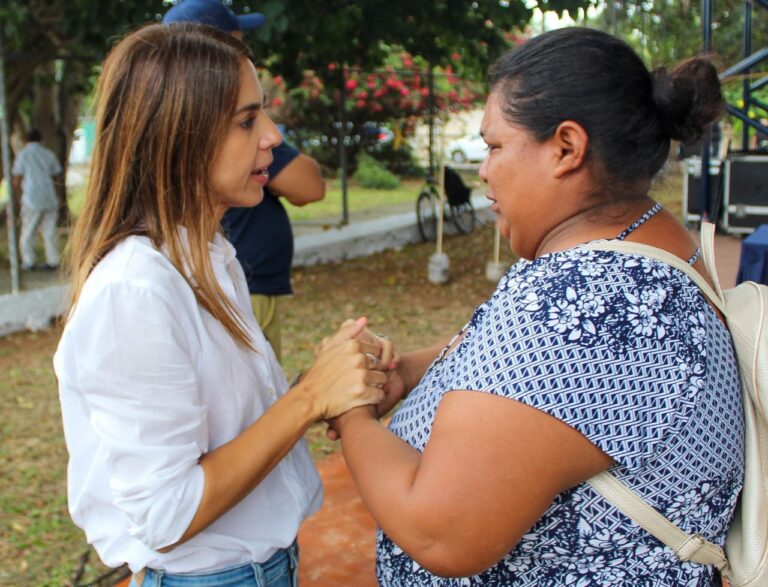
[12, 128, 63, 271]
[163, 0, 326, 363]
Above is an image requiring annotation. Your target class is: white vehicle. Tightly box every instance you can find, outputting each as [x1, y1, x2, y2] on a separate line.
[445, 133, 487, 164]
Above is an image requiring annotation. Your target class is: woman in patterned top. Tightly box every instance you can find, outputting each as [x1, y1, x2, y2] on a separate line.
[329, 28, 743, 586]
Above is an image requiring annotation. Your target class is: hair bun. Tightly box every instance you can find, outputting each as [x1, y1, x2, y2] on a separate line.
[652, 58, 724, 145]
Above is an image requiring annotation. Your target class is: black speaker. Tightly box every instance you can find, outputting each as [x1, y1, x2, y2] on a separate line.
[723, 155, 768, 235]
[682, 158, 722, 224]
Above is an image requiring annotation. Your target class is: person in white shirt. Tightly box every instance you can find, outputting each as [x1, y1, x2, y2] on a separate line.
[12, 128, 63, 270]
[54, 24, 393, 587]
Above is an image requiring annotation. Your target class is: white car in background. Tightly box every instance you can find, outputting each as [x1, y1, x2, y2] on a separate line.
[445, 132, 487, 164]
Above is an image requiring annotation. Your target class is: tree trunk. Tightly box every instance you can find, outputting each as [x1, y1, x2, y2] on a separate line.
[55, 60, 87, 226]
[32, 59, 85, 226]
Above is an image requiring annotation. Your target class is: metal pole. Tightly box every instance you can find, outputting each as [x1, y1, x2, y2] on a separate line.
[0, 28, 20, 294]
[742, 0, 753, 150]
[699, 0, 713, 221]
[427, 62, 434, 179]
[337, 70, 349, 226]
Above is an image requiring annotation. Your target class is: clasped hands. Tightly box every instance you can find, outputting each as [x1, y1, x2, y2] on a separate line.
[312, 317, 406, 439]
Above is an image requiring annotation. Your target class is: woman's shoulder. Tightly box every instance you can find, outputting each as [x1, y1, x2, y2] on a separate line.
[488, 245, 706, 346]
[502, 244, 692, 299]
[77, 235, 195, 316]
[60, 237, 203, 365]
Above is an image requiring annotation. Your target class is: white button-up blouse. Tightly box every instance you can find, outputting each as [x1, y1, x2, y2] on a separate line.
[54, 233, 322, 573]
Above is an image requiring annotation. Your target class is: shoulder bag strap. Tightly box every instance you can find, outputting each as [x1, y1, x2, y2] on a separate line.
[588, 472, 730, 570]
[582, 238, 726, 315]
[699, 222, 724, 299]
[582, 233, 731, 572]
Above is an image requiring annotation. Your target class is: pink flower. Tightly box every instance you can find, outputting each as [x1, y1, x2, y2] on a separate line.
[345, 78, 358, 91]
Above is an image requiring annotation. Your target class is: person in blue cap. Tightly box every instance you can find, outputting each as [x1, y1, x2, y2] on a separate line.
[163, 0, 266, 35]
[164, 0, 326, 364]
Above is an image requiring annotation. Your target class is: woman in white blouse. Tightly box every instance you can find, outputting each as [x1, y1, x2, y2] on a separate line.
[54, 24, 390, 587]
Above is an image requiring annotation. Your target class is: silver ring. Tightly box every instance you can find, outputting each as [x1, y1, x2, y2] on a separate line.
[376, 332, 389, 341]
[365, 352, 378, 369]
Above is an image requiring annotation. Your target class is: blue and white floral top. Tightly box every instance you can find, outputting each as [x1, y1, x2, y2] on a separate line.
[377, 229, 744, 586]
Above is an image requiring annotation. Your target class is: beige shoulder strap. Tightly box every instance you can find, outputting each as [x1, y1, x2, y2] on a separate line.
[583, 235, 726, 315]
[699, 222, 724, 299]
[583, 223, 731, 573]
[588, 472, 730, 570]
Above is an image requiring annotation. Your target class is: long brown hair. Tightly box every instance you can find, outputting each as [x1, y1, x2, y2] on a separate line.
[67, 23, 256, 348]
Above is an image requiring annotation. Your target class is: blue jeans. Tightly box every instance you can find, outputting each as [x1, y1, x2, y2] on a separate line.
[129, 542, 299, 587]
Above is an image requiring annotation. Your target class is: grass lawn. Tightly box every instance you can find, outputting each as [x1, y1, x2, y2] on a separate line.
[65, 174, 426, 223]
[285, 177, 424, 222]
[0, 164, 686, 585]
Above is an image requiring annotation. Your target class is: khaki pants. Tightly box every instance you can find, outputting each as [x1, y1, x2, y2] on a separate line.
[251, 294, 282, 363]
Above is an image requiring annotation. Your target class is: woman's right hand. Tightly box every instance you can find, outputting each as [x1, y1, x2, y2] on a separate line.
[297, 317, 388, 421]
[316, 319, 399, 371]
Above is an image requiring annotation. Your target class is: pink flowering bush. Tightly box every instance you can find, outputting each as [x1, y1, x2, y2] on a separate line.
[261, 48, 486, 173]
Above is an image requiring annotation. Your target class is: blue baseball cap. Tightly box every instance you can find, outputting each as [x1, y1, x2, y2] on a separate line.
[162, 0, 266, 33]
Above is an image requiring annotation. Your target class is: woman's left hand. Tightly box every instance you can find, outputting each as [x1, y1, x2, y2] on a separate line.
[320, 319, 402, 440]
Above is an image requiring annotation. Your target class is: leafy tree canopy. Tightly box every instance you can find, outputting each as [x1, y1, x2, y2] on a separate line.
[239, 0, 594, 83]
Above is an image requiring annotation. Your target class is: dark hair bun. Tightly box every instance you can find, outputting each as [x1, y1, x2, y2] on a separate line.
[652, 58, 724, 145]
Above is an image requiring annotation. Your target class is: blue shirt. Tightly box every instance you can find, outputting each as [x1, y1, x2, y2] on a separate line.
[222, 142, 298, 296]
[377, 246, 744, 586]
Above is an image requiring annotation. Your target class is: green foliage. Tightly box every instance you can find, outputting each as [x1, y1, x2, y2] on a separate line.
[375, 141, 424, 178]
[589, 0, 768, 69]
[354, 154, 401, 190]
[1, 0, 164, 118]
[248, 0, 593, 84]
[588, 1, 768, 149]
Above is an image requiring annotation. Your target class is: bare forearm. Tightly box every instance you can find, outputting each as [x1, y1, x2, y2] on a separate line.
[269, 155, 325, 206]
[174, 321, 387, 548]
[173, 386, 316, 546]
[397, 339, 450, 394]
[340, 413, 440, 558]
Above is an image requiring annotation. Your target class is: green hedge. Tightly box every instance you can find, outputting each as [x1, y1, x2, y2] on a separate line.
[353, 154, 401, 190]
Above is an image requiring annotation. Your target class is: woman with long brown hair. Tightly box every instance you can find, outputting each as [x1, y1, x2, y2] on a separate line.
[54, 23, 389, 587]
